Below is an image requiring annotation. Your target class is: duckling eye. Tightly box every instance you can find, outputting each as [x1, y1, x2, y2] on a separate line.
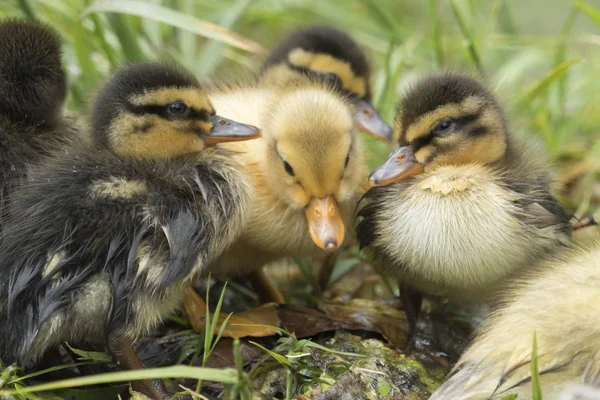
[283, 160, 295, 176]
[433, 118, 455, 134]
[168, 101, 189, 115]
[322, 73, 341, 87]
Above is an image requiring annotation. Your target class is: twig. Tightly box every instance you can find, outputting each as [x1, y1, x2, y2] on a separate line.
[572, 215, 597, 230]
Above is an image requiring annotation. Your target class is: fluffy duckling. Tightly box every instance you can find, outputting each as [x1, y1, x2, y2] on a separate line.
[0, 19, 73, 225]
[208, 81, 367, 299]
[430, 243, 600, 400]
[356, 72, 571, 335]
[0, 62, 260, 399]
[260, 25, 393, 141]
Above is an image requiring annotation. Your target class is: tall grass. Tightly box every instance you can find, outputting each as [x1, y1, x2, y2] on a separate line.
[4, 0, 596, 209]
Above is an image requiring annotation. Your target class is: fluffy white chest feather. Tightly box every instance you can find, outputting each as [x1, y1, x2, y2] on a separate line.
[374, 165, 548, 298]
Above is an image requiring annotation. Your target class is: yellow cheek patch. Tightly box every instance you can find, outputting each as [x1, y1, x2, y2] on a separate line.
[434, 133, 506, 166]
[130, 88, 214, 115]
[404, 96, 483, 143]
[415, 145, 435, 163]
[193, 120, 212, 134]
[288, 48, 367, 98]
[91, 177, 148, 199]
[110, 114, 205, 158]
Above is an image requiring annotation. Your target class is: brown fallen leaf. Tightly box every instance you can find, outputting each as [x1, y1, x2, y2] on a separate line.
[184, 289, 280, 338]
[185, 289, 407, 348]
[277, 299, 408, 349]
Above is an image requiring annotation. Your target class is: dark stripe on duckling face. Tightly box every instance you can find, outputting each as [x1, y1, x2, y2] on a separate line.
[408, 112, 481, 153]
[286, 63, 361, 101]
[126, 103, 210, 122]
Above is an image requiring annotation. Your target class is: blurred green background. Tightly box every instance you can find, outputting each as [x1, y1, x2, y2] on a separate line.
[1, 0, 600, 212]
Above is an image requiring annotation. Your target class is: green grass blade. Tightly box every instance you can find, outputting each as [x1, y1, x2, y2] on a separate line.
[427, 0, 445, 67]
[296, 340, 366, 358]
[206, 282, 228, 353]
[210, 312, 234, 354]
[362, 0, 403, 39]
[249, 341, 294, 370]
[195, 0, 254, 76]
[65, 343, 112, 362]
[106, 13, 146, 62]
[555, 6, 579, 113]
[83, 0, 267, 54]
[89, 13, 120, 67]
[17, 0, 36, 19]
[450, 0, 483, 73]
[0, 366, 238, 395]
[573, 0, 600, 26]
[519, 58, 582, 107]
[531, 332, 543, 400]
[177, 0, 196, 67]
[72, 18, 101, 84]
[8, 362, 96, 384]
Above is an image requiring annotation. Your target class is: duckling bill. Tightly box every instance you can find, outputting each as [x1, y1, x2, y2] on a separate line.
[261, 24, 393, 141]
[356, 72, 571, 338]
[0, 62, 259, 399]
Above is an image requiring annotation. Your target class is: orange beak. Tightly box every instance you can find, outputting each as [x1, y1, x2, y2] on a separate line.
[205, 114, 262, 146]
[305, 196, 345, 252]
[354, 100, 393, 142]
[368, 145, 424, 187]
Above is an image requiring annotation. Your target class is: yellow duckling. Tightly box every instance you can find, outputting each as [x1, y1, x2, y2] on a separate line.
[208, 81, 368, 302]
[431, 242, 600, 400]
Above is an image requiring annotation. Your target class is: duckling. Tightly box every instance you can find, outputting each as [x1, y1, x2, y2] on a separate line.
[0, 19, 73, 226]
[356, 72, 572, 336]
[260, 24, 393, 141]
[0, 62, 260, 399]
[430, 243, 600, 400]
[207, 81, 367, 300]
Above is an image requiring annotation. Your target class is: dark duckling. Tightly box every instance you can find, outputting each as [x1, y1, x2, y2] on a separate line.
[0, 19, 74, 226]
[356, 72, 571, 338]
[260, 24, 393, 141]
[0, 62, 260, 399]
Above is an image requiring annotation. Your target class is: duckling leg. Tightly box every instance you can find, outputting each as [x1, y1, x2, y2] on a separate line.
[399, 283, 422, 341]
[107, 333, 172, 400]
[248, 269, 285, 304]
[315, 251, 338, 295]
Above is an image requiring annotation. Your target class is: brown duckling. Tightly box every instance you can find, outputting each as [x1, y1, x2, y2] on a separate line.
[260, 24, 393, 141]
[356, 72, 572, 336]
[208, 81, 367, 302]
[0, 62, 260, 399]
[0, 19, 74, 226]
[431, 242, 600, 400]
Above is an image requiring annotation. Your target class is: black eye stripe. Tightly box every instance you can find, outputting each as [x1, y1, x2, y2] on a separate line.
[286, 63, 355, 98]
[409, 112, 482, 151]
[127, 103, 210, 121]
[411, 133, 434, 153]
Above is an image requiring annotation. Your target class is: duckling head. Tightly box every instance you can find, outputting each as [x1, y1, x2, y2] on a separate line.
[261, 85, 364, 252]
[91, 62, 260, 158]
[261, 25, 392, 141]
[0, 19, 66, 126]
[369, 72, 509, 187]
